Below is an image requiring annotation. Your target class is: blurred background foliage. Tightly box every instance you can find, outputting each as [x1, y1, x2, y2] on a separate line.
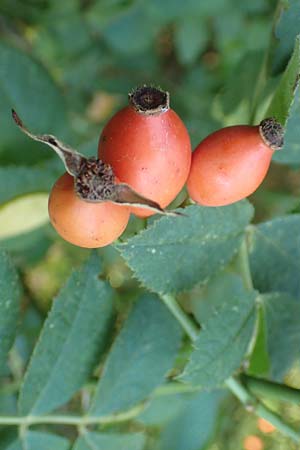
[1, 0, 300, 449]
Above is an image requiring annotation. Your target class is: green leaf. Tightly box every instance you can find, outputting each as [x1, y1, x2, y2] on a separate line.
[137, 392, 194, 426]
[0, 429, 17, 450]
[6, 431, 70, 450]
[249, 215, 300, 297]
[0, 194, 48, 239]
[180, 276, 256, 387]
[25, 432, 70, 450]
[175, 18, 207, 65]
[0, 160, 61, 205]
[0, 42, 68, 165]
[156, 391, 223, 450]
[0, 250, 21, 367]
[102, 5, 159, 54]
[219, 51, 264, 119]
[263, 292, 300, 380]
[18, 253, 114, 415]
[0, 224, 52, 269]
[0, 391, 17, 415]
[272, 0, 300, 73]
[89, 293, 182, 416]
[117, 202, 253, 295]
[189, 270, 245, 325]
[272, 84, 300, 165]
[73, 432, 145, 450]
[247, 306, 270, 377]
[267, 36, 300, 124]
[1, 441, 21, 450]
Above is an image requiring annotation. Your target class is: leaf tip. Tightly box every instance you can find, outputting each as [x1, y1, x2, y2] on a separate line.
[12, 109, 23, 127]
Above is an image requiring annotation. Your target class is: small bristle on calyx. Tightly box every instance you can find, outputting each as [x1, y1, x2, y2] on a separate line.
[259, 117, 284, 150]
[129, 85, 169, 115]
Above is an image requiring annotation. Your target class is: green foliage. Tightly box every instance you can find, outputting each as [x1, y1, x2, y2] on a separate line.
[73, 432, 145, 450]
[273, 85, 300, 165]
[0, 250, 21, 368]
[1, 1, 300, 449]
[0, 43, 68, 165]
[249, 215, 300, 297]
[6, 432, 70, 450]
[156, 391, 224, 450]
[263, 292, 300, 380]
[175, 18, 207, 65]
[267, 36, 300, 124]
[272, 0, 300, 72]
[89, 293, 182, 416]
[19, 253, 114, 415]
[180, 274, 256, 387]
[0, 161, 61, 204]
[137, 392, 194, 426]
[118, 202, 253, 294]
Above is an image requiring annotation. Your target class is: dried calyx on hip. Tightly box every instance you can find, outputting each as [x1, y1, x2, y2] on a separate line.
[12, 110, 180, 216]
[128, 85, 170, 115]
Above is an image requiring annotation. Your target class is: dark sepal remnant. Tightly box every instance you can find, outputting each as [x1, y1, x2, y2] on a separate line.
[12, 109, 84, 176]
[129, 85, 170, 115]
[259, 117, 284, 151]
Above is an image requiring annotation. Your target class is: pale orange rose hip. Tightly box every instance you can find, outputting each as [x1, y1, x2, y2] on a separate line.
[48, 173, 130, 248]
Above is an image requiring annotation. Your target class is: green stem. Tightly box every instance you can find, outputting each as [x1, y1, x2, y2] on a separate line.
[225, 378, 300, 443]
[160, 293, 199, 341]
[235, 237, 253, 290]
[0, 403, 146, 426]
[243, 375, 300, 405]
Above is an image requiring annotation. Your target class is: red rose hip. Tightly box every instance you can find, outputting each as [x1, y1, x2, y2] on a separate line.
[98, 86, 192, 217]
[187, 118, 284, 207]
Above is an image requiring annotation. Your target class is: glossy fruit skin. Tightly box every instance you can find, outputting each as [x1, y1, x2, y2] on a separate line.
[187, 125, 274, 207]
[48, 173, 130, 248]
[98, 106, 192, 217]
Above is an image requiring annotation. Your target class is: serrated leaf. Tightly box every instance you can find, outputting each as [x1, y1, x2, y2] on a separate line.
[267, 35, 300, 124]
[0, 250, 21, 367]
[272, 84, 300, 165]
[262, 292, 300, 380]
[0, 160, 61, 205]
[0, 42, 68, 165]
[18, 253, 114, 415]
[117, 202, 253, 295]
[73, 432, 145, 450]
[6, 431, 70, 450]
[157, 390, 224, 450]
[249, 215, 300, 297]
[89, 293, 182, 416]
[180, 277, 256, 387]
